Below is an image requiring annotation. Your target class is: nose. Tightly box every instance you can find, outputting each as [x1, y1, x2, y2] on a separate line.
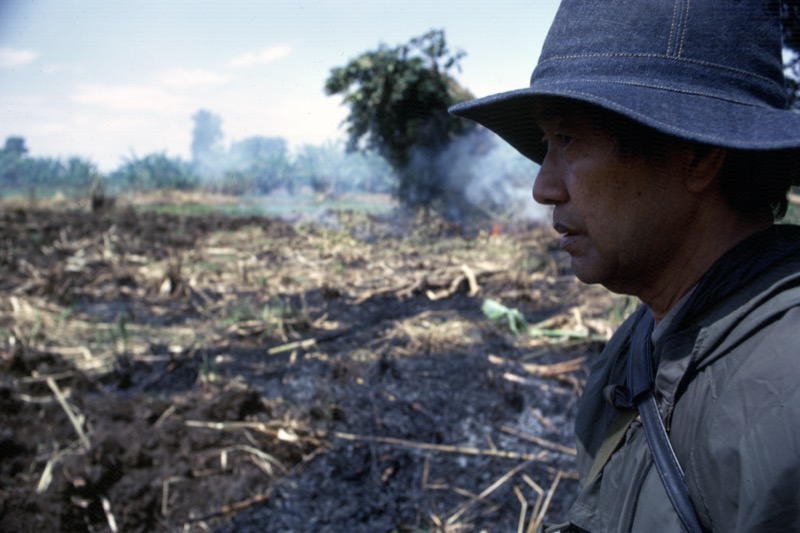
[532, 151, 568, 205]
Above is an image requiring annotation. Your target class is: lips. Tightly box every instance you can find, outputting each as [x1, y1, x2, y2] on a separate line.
[553, 221, 582, 251]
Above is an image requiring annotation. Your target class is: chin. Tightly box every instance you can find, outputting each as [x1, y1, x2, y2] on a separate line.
[570, 258, 614, 289]
[569, 259, 598, 284]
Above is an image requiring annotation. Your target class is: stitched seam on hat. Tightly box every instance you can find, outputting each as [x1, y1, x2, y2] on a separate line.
[550, 89, 799, 147]
[678, 0, 691, 57]
[667, 0, 679, 55]
[537, 53, 780, 87]
[541, 78, 770, 107]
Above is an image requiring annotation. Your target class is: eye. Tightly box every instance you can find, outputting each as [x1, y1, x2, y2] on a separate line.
[541, 133, 572, 147]
[540, 131, 574, 155]
[555, 133, 572, 147]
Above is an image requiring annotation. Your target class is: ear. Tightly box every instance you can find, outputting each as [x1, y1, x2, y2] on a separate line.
[685, 146, 726, 193]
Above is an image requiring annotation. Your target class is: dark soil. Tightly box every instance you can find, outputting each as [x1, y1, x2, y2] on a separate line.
[0, 199, 622, 532]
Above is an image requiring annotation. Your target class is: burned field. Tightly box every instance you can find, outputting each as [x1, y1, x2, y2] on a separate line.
[0, 196, 628, 532]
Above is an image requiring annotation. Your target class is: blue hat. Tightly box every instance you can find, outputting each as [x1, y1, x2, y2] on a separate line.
[449, 0, 800, 165]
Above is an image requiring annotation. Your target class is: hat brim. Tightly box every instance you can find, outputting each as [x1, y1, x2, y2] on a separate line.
[449, 83, 800, 165]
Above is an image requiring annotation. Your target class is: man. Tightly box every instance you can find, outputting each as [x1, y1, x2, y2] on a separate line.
[451, 0, 800, 531]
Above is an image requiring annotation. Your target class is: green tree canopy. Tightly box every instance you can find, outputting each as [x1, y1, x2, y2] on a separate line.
[325, 29, 477, 212]
[109, 152, 198, 192]
[225, 136, 291, 194]
[0, 137, 98, 196]
[3, 137, 28, 158]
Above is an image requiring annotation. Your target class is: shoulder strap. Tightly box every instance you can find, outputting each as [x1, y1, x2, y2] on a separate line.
[638, 393, 704, 532]
[630, 310, 705, 532]
[585, 408, 638, 486]
[582, 401, 705, 531]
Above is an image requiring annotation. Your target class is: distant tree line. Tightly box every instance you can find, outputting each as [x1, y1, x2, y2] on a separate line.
[0, 122, 396, 200]
[0, 137, 98, 197]
[187, 110, 395, 197]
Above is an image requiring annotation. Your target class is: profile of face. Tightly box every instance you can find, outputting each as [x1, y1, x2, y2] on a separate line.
[532, 110, 701, 297]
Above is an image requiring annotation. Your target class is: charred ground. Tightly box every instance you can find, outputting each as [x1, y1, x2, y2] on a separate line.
[0, 194, 628, 532]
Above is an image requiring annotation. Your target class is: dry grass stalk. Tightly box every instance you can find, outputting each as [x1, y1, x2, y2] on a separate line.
[446, 458, 536, 525]
[500, 425, 577, 456]
[217, 444, 287, 476]
[20, 370, 76, 384]
[527, 470, 564, 533]
[36, 444, 79, 494]
[521, 472, 544, 498]
[267, 338, 316, 355]
[185, 419, 322, 448]
[514, 484, 529, 533]
[46, 377, 90, 451]
[495, 372, 577, 401]
[422, 455, 431, 490]
[45, 345, 94, 360]
[330, 431, 549, 462]
[522, 356, 588, 377]
[101, 496, 119, 533]
[161, 475, 186, 517]
[154, 404, 177, 427]
[490, 353, 587, 390]
[184, 490, 275, 524]
[425, 264, 481, 300]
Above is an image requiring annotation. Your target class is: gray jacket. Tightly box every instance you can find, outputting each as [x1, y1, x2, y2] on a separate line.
[566, 227, 800, 532]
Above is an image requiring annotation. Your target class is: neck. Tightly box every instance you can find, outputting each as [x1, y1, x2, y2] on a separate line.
[641, 214, 772, 321]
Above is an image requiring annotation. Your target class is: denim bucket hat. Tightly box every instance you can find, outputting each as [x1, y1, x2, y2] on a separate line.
[449, 0, 800, 165]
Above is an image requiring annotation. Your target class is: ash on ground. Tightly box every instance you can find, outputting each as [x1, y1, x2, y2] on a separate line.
[0, 200, 624, 532]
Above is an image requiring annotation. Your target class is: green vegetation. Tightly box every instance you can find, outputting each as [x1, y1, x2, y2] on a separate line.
[108, 152, 198, 192]
[133, 191, 395, 219]
[0, 137, 98, 199]
[482, 299, 607, 341]
[325, 30, 477, 213]
[782, 200, 800, 225]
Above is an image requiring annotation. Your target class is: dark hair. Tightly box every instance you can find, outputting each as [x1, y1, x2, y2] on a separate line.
[534, 96, 799, 221]
[715, 148, 798, 221]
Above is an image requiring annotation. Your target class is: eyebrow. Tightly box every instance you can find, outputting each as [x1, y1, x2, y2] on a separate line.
[537, 114, 580, 134]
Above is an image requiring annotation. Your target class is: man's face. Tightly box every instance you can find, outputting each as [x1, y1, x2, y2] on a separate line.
[533, 112, 696, 295]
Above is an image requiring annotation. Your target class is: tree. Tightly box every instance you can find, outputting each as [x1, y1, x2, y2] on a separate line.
[291, 141, 396, 196]
[3, 137, 28, 158]
[227, 136, 291, 194]
[109, 152, 198, 192]
[0, 137, 98, 196]
[325, 29, 476, 212]
[62, 157, 98, 188]
[0, 137, 28, 188]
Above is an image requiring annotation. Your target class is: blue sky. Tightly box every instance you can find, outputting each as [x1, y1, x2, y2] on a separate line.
[0, 0, 560, 172]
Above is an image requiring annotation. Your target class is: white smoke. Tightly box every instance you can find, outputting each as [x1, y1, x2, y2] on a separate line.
[436, 129, 548, 222]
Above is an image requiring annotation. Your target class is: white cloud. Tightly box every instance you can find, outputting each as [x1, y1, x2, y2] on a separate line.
[72, 83, 184, 113]
[228, 44, 292, 69]
[158, 67, 232, 87]
[0, 47, 39, 68]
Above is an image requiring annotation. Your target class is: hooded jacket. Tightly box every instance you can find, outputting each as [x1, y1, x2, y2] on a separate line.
[566, 225, 800, 532]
